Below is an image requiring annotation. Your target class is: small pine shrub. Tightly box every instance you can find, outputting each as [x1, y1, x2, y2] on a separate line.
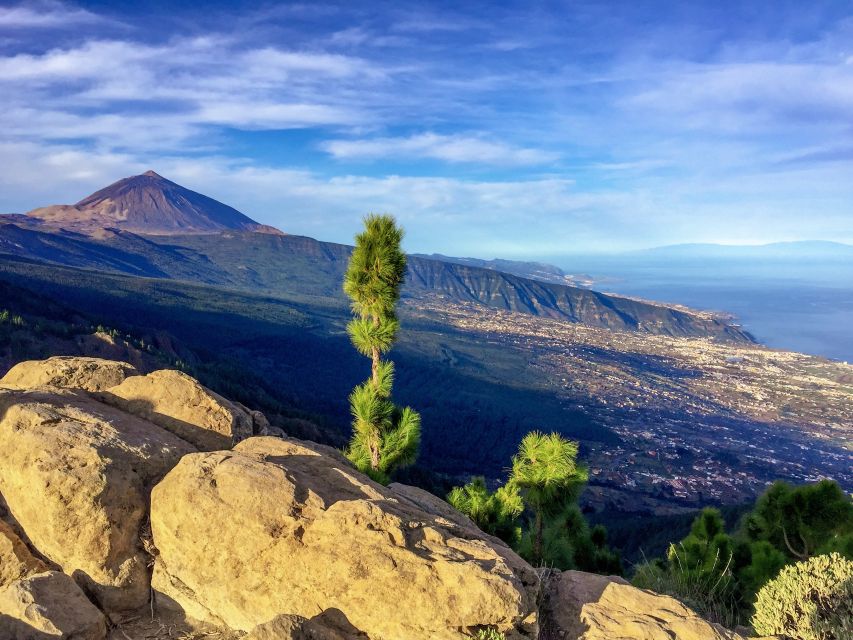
[752, 552, 853, 640]
[632, 545, 740, 628]
[447, 477, 523, 545]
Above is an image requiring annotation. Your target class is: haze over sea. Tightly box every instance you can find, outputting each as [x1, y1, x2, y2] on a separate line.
[554, 251, 853, 363]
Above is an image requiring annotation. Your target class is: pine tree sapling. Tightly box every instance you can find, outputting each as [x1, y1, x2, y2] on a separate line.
[343, 214, 420, 483]
[633, 508, 739, 627]
[668, 508, 734, 578]
[447, 430, 620, 573]
[510, 431, 586, 565]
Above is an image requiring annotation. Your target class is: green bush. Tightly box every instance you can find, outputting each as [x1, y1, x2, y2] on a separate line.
[752, 553, 853, 640]
[631, 508, 740, 627]
[735, 540, 787, 603]
[473, 628, 505, 640]
[447, 477, 523, 545]
[743, 480, 853, 561]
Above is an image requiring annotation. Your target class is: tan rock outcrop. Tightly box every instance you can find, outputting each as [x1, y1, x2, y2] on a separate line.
[233, 401, 272, 435]
[541, 570, 745, 640]
[389, 482, 477, 529]
[0, 357, 756, 640]
[0, 388, 195, 612]
[0, 520, 50, 588]
[0, 571, 107, 640]
[102, 369, 254, 450]
[0, 356, 139, 392]
[75, 332, 149, 372]
[245, 609, 369, 640]
[151, 436, 539, 640]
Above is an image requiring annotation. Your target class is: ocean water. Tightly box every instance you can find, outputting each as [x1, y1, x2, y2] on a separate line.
[554, 257, 853, 362]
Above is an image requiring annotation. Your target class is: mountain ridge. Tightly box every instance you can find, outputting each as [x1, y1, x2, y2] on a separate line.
[631, 240, 853, 258]
[0, 221, 754, 343]
[413, 252, 595, 287]
[1, 171, 754, 343]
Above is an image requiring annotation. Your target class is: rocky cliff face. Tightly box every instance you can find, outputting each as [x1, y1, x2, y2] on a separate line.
[0, 357, 763, 640]
[405, 257, 753, 341]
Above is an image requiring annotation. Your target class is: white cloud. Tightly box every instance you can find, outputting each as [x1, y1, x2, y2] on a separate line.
[0, 36, 384, 147]
[241, 48, 381, 79]
[196, 102, 363, 129]
[0, 139, 631, 252]
[0, 1, 102, 28]
[3, 138, 853, 254]
[322, 133, 559, 165]
[625, 60, 853, 133]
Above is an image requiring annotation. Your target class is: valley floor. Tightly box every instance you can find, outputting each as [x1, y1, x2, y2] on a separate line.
[407, 296, 853, 511]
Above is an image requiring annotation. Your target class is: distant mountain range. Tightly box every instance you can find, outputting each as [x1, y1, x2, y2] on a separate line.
[0, 171, 752, 342]
[633, 241, 853, 260]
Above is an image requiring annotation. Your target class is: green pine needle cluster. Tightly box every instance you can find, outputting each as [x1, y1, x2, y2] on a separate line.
[342, 214, 420, 484]
[448, 477, 523, 544]
[448, 431, 621, 574]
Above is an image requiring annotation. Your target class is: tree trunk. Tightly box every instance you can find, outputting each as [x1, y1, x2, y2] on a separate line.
[370, 442, 380, 470]
[371, 346, 380, 387]
[782, 526, 808, 560]
[534, 509, 543, 565]
[371, 315, 381, 387]
[369, 313, 382, 471]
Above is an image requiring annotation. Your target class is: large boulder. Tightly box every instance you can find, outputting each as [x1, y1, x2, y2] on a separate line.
[0, 520, 50, 588]
[0, 388, 195, 612]
[245, 609, 369, 640]
[389, 482, 477, 529]
[0, 571, 107, 640]
[0, 357, 139, 392]
[151, 436, 539, 640]
[233, 400, 273, 436]
[101, 369, 254, 450]
[541, 570, 745, 640]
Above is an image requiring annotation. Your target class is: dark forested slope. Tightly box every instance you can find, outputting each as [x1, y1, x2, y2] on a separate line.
[0, 222, 753, 342]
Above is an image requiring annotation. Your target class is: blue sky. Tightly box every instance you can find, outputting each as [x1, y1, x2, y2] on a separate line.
[1, 0, 852, 256]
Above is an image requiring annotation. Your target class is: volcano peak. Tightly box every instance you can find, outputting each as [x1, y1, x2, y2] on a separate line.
[25, 171, 281, 236]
